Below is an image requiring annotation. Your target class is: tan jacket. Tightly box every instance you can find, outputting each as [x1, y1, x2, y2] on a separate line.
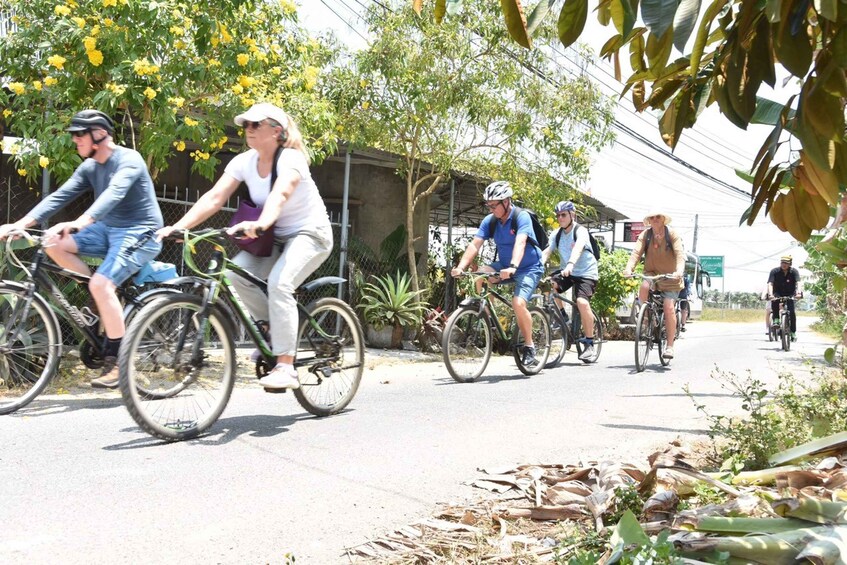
[626, 227, 685, 292]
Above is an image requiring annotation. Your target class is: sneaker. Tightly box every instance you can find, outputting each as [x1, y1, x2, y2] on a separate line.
[680, 326, 686, 332]
[521, 345, 539, 367]
[662, 346, 674, 360]
[791, 333, 797, 342]
[578, 344, 595, 362]
[258, 364, 300, 390]
[91, 356, 120, 389]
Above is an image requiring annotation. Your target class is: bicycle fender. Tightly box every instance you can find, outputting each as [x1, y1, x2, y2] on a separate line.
[300, 276, 346, 292]
[156, 276, 209, 288]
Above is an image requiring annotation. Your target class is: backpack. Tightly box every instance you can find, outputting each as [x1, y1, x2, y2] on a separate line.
[643, 226, 673, 257]
[487, 206, 549, 250]
[554, 224, 601, 261]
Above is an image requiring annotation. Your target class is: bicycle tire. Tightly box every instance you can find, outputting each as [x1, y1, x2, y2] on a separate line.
[292, 298, 365, 417]
[545, 306, 567, 368]
[512, 305, 551, 376]
[442, 306, 492, 382]
[634, 303, 652, 373]
[0, 284, 62, 415]
[575, 310, 603, 364]
[781, 312, 791, 351]
[118, 294, 236, 441]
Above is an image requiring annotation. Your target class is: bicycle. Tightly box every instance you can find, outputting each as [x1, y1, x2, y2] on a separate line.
[768, 296, 796, 351]
[631, 274, 678, 372]
[675, 297, 689, 337]
[0, 228, 180, 415]
[441, 271, 551, 382]
[533, 271, 603, 366]
[118, 227, 365, 441]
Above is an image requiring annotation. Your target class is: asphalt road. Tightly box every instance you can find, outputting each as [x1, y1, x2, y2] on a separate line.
[0, 317, 831, 564]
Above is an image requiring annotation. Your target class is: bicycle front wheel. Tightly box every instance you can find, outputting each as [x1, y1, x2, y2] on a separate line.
[634, 303, 653, 373]
[442, 306, 492, 382]
[545, 306, 567, 368]
[118, 294, 236, 441]
[513, 305, 551, 376]
[293, 298, 364, 417]
[781, 313, 791, 351]
[0, 284, 62, 415]
[575, 310, 603, 364]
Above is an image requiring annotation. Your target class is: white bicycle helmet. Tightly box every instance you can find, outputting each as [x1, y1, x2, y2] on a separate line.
[483, 181, 513, 201]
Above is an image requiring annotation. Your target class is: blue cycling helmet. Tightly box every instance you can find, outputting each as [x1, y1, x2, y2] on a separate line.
[555, 200, 575, 214]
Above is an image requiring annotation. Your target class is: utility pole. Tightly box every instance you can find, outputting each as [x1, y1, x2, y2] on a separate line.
[692, 214, 698, 253]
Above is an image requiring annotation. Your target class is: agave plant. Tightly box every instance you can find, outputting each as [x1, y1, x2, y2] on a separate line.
[357, 272, 428, 332]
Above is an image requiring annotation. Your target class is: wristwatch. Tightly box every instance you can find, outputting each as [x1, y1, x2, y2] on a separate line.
[508, 263, 518, 269]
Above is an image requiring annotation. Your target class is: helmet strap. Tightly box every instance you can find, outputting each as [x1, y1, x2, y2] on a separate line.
[88, 131, 108, 158]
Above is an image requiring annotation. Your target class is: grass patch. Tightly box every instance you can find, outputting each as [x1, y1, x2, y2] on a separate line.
[701, 308, 767, 323]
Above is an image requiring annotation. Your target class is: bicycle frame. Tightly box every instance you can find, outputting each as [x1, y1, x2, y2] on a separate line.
[457, 277, 519, 352]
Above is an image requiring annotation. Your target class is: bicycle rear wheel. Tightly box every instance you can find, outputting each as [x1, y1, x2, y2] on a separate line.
[293, 298, 364, 417]
[513, 305, 550, 376]
[545, 306, 567, 368]
[634, 303, 653, 373]
[781, 313, 791, 351]
[575, 310, 603, 364]
[118, 294, 236, 441]
[0, 284, 61, 415]
[442, 306, 492, 382]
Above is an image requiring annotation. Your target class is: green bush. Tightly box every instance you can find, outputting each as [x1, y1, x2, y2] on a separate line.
[592, 248, 640, 328]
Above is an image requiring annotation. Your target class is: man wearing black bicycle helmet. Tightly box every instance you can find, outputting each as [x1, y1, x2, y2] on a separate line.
[767, 255, 802, 341]
[0, 108, 163, 389]
[450, 180, 545, 368]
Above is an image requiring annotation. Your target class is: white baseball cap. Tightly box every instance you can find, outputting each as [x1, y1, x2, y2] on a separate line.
[233, 103, 289, 128]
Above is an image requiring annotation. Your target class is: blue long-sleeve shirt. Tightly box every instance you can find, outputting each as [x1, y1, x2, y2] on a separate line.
[28, 146, 163, 228]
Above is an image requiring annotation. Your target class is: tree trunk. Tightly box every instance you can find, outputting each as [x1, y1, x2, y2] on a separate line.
[407, 176, 420, 294]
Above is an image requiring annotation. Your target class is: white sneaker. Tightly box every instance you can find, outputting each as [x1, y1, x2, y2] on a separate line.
[258, 364, 300, 390]
[662, 346, 674, 360]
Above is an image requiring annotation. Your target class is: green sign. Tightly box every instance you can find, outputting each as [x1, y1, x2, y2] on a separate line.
[700, 255, 724, 277]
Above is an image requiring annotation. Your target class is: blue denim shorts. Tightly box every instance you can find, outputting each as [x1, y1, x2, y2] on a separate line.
[72, 223, 162, 285]
[489, 262, 543, 303]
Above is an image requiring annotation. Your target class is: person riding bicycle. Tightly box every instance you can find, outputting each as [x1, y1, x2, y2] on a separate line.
[157, 102, 333, 391]
[678, 273, 691, 332]
[0, 109, 163, 389]
[622, 209, 684, 360]
[767, 255, 802, 342]
[540, 200, 598, 362]
[450, 181, 545, 367]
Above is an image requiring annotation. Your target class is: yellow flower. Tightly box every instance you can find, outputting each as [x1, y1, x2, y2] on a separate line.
[210, 35, 219, 48]
[106, 82, 126, 95]
[90, 25, 100, 36]
[279, 0, 297, 16]
[54, 5, 71, 16]
[184, 116, 198, 127]
[144, 87, 157, 99]
[360, 79, 368, 88]
[218, 23, 232, 43]
[361, 101, 370, 110]
[48, 55, 67, 70]
[219, 136, 228, 146]
[304, 66, 319, 91]
[169, 97, 185, 108]
[270, 67, 282, 76]
[103, 0, 116, 6]
[231, 84, 243, 95]
[83, 36, 97, 51]
[39, 156, 50, 168]
[169, 25, 184, 35]
[336, 124, 344, 133]
[9, 82, 25, 95]
[236, 53, 249, 66]
[207, 58, 221, 67]
[240, 96, 254, 107]
[87, 50, 103, 66]
[32, 80, 43, 91]
[3, 109, 12, 118]
[103, 18, 113, 26]
[238, 75, 255, 88]
[44, 76, 58, 86]
[71, 16, 85, 27]
[173, 141, 186, 151]
[17, 169, 27, 177]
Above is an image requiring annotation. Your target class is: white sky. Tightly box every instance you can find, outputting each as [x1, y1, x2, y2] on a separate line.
[301, 1, 809, 293]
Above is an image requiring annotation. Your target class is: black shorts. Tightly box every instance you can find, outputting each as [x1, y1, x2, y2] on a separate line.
[679, 300, 690, 314]
[553, 274, 597, 301]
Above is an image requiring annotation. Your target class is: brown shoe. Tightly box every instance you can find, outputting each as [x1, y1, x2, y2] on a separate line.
[91, 356, 120, 389]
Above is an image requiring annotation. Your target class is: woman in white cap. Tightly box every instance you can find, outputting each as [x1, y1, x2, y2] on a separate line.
[158, 102, 333, 390]
[622, 210, 684, 359]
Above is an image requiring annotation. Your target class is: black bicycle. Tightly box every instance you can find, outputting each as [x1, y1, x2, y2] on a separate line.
[0, 229, 179, 415]
[768, 296, 796, 351]
[632, 274, 678, 372]
[441, 272, 551, 382]
[533, 271, 603, 367]
[118, 227, 365, 441]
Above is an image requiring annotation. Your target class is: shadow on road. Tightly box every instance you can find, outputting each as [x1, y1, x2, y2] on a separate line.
[6, 394, 124, 417]
[433, 373, 531, 386]
[602, 422, 710, 435]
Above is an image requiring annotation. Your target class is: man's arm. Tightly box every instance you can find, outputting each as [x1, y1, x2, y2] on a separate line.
[563, 227, 588, 277]
[452, 236, 484, 276]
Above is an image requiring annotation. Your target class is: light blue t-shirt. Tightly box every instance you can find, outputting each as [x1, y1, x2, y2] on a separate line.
[552, 223, 598, 280]
[475, 208, 543, 275]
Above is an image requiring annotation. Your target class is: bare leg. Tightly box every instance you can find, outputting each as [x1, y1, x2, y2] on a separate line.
[513, 296, 533, 347]
[89, 274, 124, 339]
[664, 298, 676, 348]
[576, 297, 594, 338]
[44, 236, 90, 276]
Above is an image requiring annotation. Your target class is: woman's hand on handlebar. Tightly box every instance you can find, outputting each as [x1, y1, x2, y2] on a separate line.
[227, 221, 265, 240]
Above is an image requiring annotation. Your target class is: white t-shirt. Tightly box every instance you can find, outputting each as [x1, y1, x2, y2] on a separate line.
[225, 148, 331, 237]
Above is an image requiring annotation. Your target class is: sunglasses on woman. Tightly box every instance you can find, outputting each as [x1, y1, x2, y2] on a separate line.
[244, 121, 266, 130]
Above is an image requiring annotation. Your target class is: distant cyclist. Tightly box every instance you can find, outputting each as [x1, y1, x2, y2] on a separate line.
[767, 255, 802, 341]
[451, 181, 545, 367]
[541, 200, 598, 361]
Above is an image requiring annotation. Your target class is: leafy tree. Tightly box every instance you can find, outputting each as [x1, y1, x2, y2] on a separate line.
[330, 1, 615, 292]
[415, 0, 847, 244]
[0, 0, 340, 182]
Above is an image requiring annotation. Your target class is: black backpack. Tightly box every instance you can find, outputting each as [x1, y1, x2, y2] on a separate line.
[488, 206, 549, 250]
[554, 224, 601, 260]
[643, 226, 673, 257]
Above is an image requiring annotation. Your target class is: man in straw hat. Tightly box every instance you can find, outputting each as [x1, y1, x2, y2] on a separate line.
[623, 210, 684, 360]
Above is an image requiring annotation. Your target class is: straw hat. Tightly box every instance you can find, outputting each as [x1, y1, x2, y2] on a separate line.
[643, 209, 672, 225]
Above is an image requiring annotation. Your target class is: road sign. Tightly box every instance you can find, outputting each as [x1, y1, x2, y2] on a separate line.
[700, 255, 724, 277]
[623, 222, 645, 243]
